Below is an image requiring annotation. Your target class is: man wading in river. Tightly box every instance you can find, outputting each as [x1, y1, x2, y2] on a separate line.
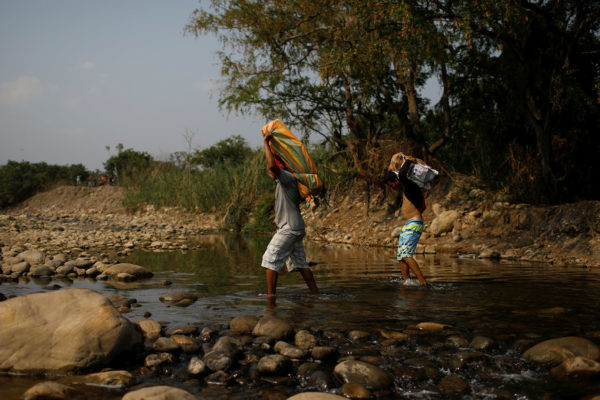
[384, 155, 429, 286]
[260, 128, 319, 304]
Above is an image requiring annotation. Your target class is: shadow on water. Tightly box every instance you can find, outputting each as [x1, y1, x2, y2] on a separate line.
[2, 232, 600, 399]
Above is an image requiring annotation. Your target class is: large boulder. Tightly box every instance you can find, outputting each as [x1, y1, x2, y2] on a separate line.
[429, 210, 460, 236]
[122, 386, 196, 400]
[0, 288, 142, 372]
[523, 337, 600, 365]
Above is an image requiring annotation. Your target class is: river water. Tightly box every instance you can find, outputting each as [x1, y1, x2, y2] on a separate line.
[1, 233, 600, 399]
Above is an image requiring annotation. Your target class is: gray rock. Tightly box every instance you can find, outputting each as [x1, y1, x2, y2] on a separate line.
[252, 315, 293, 340]
[28, 265, 54, 277]
[429, 210, 460, 236]
[295, 330, 318, 350]
[74, 370, 133, 387]
[471, 336, 494, 350]
[523, 337, 600, 365]
[11, 261, 30, 275]
[137, 319, 162, 340]
[333, 360, 392, 389]
[152, 337, 180, 353]
[275, 341, 307, 359]
[550, 356, 600, 381]
[312, 346, 337, 360]
[340, 382, 371, 399]
[158, 292, 198, 307]
[145, 353, 174, 369]
[0, 288, 142, 372]
[230, 315, 259, 334]
[257, 354, 292, 375]
[18, 249, 45, 264]
[102, 263, 153, 280]
[188, 356, 206, 375]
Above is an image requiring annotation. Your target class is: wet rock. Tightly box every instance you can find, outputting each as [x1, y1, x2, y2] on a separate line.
[257, 354, 292, 375]
[11, 261, 30, 275]
[152, 337, 180, 353]
[287, 393, 346, 400]
[171, 335, 201, 353]
[28, 265, 54, 277]
[437, 374, 468, 395]
[447, 335, 469, 347]
[333, 360, 392, 389]
[253, 315, 293, 340]
[416, 322, 451, 331]
[0, 288, 142, 372]
[348, 330, 370, 341]
[471, 336, 494, 350]
[205, 370, 233, 385]
[230, 315, 259, 334]
[106, 294, 136, 309]
[550, 356, 600, 381]
[295, 329, 317, 350]
[523, 336, 600, 365]
[122, 385, 197, 400]
[137, 319, 162, 341]
[145, 352, 174, 368]
[22, 381, 77, 400]
[379, 328, 409, 341]
[275, 341, 307, 359]
[102, 263, 153, 280]
[312, 346, 337, 360]
[165, 324, 197, 336]
[158, 292, 198, 307]
[203, 336, 241, 371]
[308, 370, 334, 390]
[297, 362, 321, 377]
[75, 370, 133, 387]
[340, 382, 372, 399]
[188, 356, 206, 375]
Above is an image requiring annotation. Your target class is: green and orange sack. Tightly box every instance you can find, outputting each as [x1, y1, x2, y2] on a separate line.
[262, 119, 323, 202]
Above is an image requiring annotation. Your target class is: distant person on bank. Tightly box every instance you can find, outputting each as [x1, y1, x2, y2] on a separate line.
[260, 128, 319, 302]
[384, 168, 428, 285]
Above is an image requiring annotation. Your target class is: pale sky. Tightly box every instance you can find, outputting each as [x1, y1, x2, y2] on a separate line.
[0, 1, 442, 172]
[0, 0, 264, 171]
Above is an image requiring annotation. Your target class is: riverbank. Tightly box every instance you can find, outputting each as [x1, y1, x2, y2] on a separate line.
[0, 179, 598, 267]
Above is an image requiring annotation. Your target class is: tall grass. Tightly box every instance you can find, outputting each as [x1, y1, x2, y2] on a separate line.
[121, 151, 273, 228]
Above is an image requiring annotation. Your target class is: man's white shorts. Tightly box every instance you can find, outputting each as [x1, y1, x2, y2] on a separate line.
[261, 230, 308, 272]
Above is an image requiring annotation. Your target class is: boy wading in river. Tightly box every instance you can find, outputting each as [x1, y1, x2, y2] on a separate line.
[384, 158, 429, 286]
[260, 128, 319, 304]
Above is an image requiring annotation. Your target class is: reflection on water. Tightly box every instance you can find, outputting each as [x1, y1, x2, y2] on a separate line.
[2, 233, 600, 399]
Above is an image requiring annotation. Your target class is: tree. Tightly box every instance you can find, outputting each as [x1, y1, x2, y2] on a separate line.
[104, 147, 152, 181]
[192, 135, 251, 169]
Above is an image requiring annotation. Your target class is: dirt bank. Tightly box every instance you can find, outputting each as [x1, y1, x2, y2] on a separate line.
[1, 180, 599, 267]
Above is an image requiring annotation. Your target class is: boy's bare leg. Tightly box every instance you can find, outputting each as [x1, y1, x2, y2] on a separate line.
[399, 260, 411, 280]
[404, 257, 427, 285]
[266, 269, 278, 296]
[299, 268, 319, 294]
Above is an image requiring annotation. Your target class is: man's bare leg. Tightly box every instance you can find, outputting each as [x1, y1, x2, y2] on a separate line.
[299, 268, 319, 294]
[399, 260, 411, 280]
[266, 269, 278, 296]
[404, 257, 427, 285]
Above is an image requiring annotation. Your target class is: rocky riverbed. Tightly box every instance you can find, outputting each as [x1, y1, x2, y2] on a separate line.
[2, 280, 600, 400]
[1, 184, 600, 399]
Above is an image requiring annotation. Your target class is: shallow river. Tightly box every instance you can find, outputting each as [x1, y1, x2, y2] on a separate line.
[1, 233, 600, 399]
